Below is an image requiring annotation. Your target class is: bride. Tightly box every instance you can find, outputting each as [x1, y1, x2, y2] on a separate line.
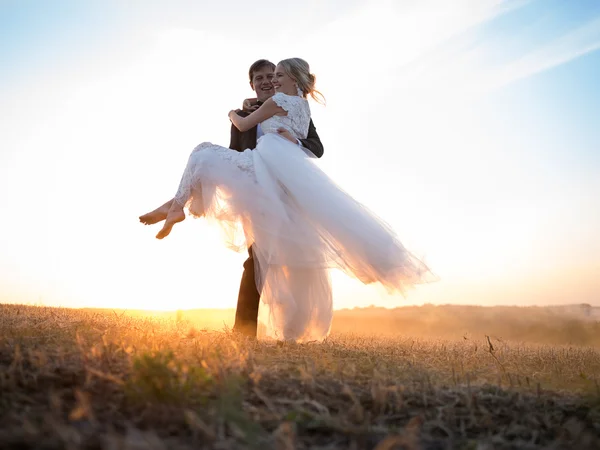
[139, 58, 434, 342]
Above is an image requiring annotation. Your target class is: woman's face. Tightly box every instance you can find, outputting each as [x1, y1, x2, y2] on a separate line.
[272, 64, 297, 96]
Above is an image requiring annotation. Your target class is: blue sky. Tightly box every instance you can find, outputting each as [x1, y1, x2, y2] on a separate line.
[1, 0, 599, 309]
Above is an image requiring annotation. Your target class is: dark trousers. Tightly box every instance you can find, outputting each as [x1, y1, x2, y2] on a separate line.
[232, 246, 261, 337]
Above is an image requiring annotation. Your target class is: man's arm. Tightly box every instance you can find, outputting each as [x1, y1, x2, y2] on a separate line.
[299, 119, 324, 158]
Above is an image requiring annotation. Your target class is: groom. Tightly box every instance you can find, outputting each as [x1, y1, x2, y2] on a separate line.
[230, 59, 325, 337]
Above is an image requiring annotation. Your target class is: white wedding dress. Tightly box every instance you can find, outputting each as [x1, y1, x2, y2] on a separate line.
[173, 92, 433, 342]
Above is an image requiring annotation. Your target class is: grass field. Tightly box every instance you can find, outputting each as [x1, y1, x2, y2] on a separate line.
[1, 303, 599, 449]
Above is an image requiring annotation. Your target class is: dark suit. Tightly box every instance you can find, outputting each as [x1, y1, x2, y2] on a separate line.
[229, 105, 324, 337]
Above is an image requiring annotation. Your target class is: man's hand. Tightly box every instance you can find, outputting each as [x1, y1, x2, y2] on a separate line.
[277, 128, 297, 144]
[243, 98, 259, 112]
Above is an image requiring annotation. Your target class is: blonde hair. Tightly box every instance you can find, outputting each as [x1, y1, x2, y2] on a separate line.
[278, 58, 325, 104]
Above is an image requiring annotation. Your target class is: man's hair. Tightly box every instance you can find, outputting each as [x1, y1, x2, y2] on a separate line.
[248, 59, 276, 83]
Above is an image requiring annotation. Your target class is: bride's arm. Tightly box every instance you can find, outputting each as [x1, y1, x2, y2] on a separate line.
[228, 98, 284, 132]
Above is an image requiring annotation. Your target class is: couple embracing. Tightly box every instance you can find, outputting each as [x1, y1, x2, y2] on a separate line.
[140, 58, 433, 343]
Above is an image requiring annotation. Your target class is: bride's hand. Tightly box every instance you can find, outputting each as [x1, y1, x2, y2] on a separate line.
[243, 98, 259, 112]
[277, 128, 297, 144]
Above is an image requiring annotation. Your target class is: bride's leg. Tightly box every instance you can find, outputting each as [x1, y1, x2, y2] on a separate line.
[152, 148, 204, 238]
[155, 172, 206, 239]
[152, 141, 220, 238]
[139, 199, 174, 225]
[155, 200, 186, 239]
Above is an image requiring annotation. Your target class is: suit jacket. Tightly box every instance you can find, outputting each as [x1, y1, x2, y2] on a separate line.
[228, 106, 324, 158]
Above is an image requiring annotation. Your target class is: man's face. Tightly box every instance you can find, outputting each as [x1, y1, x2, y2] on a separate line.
[250, 66, 275, 102]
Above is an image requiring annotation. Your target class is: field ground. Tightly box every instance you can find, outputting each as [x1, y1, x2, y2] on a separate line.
[1, 303, 600, 449]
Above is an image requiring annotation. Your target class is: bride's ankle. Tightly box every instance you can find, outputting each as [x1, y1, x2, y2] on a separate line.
[166, 204, 185, 220]
[168, 202, 184, 213]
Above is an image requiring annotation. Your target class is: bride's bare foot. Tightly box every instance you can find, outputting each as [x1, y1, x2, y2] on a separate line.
[139, 199, 174, 225]
[156, 205, 185, 239]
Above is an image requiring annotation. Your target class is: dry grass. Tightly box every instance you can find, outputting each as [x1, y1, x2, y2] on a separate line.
[1, 303, 600, 449]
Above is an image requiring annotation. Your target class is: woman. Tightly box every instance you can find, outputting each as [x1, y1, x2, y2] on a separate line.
[139, 58, 433, 342]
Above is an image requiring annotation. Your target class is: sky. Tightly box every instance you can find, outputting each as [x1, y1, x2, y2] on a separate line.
[1, 0, 599, 311]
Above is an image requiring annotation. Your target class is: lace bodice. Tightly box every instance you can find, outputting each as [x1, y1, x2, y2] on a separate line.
[260, 92, 311, 140]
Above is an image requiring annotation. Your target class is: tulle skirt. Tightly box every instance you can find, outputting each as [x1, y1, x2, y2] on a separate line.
[174, 133, 434, 342]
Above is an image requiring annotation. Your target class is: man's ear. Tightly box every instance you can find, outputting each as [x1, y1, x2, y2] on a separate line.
[249, 81, 254, 91]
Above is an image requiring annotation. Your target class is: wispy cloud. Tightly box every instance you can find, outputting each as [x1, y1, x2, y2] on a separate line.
[483, 15, 600, 91]
[307, 0, 527, 68]
[392, 4, 600, 98]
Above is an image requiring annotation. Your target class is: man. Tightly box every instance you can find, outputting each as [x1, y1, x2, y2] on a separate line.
[230, 59, 324, 337]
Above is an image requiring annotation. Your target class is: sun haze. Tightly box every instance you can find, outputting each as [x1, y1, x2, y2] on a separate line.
[1, 0, 599, 311]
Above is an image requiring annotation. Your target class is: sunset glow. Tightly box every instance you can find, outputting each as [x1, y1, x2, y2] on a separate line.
[1, 0, 599, 311]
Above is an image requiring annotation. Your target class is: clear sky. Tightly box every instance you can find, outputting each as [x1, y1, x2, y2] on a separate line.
[1, 0, 599, 310]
